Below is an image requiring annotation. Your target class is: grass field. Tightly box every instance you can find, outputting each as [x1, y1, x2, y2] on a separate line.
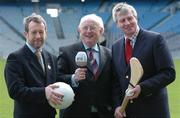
[168, 59, 180, 118]
[0, 59, 59, 118]
[0, 58, 180, 118]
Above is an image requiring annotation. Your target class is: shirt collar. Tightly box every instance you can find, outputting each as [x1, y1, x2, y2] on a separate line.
[124, 26, 140, 48]
[26, 42, 42, 53]
[83, 43, 99, 52]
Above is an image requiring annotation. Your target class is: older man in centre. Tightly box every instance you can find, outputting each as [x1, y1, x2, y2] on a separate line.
[57, 14, 115, 118]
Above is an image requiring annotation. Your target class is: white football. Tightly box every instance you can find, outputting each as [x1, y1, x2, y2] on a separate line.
[49, 82, 75, 109]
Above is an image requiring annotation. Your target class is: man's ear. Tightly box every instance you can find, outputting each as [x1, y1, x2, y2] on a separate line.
[45, 30, 47, 38]
[100, 28, 104, 34]
[77, 27, 80, 33]
[24, 31, 28, 38]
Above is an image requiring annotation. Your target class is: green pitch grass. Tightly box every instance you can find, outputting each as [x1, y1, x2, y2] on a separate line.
[0, 59, 13, 118]
[168, 59, 180, 118]
[0, 58, 59, 118]
[0, 58, 180, 118]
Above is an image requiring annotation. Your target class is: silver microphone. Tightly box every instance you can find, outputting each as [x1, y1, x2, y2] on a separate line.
[75, 51, 87, 67]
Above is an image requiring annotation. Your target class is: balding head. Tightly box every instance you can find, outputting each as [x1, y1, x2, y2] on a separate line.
[78, 14, 104, 33]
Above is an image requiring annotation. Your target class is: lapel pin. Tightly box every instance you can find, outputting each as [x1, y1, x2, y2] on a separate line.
[48, 64, 51, 70]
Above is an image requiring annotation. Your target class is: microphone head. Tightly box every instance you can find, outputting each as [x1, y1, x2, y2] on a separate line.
[75, 51, 87, 67]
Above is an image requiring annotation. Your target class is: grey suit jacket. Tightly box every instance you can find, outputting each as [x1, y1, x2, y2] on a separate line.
[112, 29, 175, 117]
[4, 45, 57, 118]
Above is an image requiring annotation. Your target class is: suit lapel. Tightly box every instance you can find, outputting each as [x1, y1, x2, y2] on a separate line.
[42, 50, 53, 83]
[133, 29, 146, 58]
[119, 38, 127, 69]
[96, 45, 106, 78]
[42, 50, 49, 75]
[114, 38, 130, 85]
[23, 45, 44, 75]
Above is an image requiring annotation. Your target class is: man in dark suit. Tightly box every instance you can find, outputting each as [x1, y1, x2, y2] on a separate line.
[4, 13, 63, 118]
[111, 3, 176, 118]
[57, 14, 114, 118]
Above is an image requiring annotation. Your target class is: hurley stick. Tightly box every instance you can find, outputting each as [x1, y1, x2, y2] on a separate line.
[119, 57, 143, 113]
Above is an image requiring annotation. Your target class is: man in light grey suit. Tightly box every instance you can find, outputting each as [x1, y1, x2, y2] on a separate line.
[111, 2, 176, 118]
[57, 14, 115, 118]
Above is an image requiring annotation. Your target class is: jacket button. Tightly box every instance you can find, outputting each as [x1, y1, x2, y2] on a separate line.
[125, 75, 129, 79]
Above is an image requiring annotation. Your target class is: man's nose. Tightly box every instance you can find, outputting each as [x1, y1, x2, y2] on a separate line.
[35, 32, 41, 38]
[124, 19, 130, 25]
[86, 26, 92, 32]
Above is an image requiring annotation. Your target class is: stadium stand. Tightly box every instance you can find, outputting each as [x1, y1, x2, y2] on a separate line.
[0, 0, 180, 58]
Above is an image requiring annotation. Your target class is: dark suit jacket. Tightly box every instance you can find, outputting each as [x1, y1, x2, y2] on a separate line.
[57, 42, 114, 118]
[112, 29, 176, 117]
[4, 45, 57, 118]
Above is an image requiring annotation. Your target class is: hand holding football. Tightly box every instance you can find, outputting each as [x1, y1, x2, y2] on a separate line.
[49, 82, 75, 109]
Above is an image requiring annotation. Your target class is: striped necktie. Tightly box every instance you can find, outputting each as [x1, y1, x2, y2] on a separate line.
[87, 48, 98, 80]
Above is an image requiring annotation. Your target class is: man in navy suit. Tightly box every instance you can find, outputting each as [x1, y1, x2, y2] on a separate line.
[4, 13, 63, 118]
[111, 3, 176, 118]
[57, 14, 114, 118]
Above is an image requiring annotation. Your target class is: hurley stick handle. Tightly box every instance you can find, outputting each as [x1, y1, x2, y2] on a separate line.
[119, 95, 129, 113]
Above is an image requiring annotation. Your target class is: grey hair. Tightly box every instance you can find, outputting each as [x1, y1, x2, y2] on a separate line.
[112, 2, 137, 22]
[23, 13, 47, 32]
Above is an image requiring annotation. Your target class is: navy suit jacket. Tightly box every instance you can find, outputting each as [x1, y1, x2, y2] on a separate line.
[112, 29, 175, 117]
[57, 42, 114, 118]
[4, 45, 57, 118]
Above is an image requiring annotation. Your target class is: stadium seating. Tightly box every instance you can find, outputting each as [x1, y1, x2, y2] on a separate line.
[0, 0, 179, 58]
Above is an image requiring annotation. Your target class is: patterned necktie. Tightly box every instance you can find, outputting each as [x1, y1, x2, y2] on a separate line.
[125, 38, 132, 64]
[35, 50, 44, 71]
[87, 48, 98, 80]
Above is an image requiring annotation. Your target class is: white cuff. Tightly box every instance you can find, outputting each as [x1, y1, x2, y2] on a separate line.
[71, 74, 79, 87]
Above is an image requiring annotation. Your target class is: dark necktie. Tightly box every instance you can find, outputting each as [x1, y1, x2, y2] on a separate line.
[87, 48, 98, 80]
[125, 38, 132, 64]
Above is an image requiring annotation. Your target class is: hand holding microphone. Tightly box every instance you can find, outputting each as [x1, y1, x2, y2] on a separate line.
[74, 51, 87, 81]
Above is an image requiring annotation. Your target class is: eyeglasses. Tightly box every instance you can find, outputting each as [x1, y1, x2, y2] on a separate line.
[81, 25, 99, 31]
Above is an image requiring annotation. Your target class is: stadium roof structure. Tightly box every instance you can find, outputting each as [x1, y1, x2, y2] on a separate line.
[0, 0, 105, 3]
